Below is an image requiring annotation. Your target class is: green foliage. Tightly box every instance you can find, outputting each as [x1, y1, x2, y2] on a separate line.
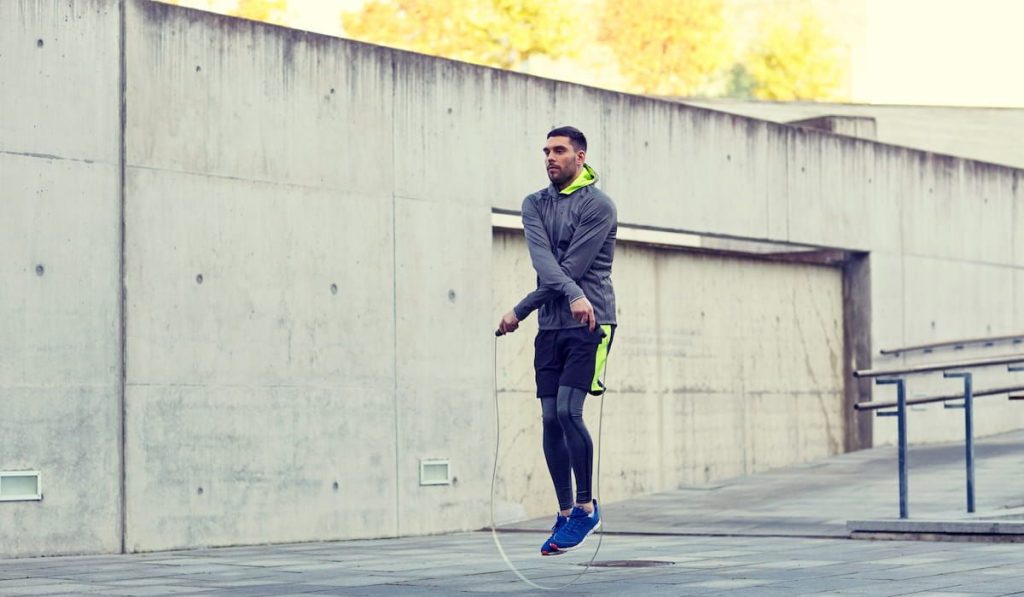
[725, 63, 755, 99]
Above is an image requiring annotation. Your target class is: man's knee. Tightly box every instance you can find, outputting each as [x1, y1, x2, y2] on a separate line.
[540, 397, 561, 429]
[555, 388, 583, 425]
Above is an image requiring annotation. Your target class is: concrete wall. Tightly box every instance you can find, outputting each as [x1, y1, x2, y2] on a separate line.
[2, 0, 1023, 555]
[681, 98, 1024, 170]
[122, 1, 404, 551]
[0, 0, 123, 557]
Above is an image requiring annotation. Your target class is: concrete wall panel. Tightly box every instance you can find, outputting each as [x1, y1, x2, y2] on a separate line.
[1017, 270, 1024, 330]
[126, 1, 394, 193]
[682, 99, 1024, 172]
[901, 160, 1016, 264]
[602, 104, 778, 241]
[0, 0, 121, 556]
[0, 0, 120, 162]
[121, 2, 402, 551]
[124, 385, 397, 552]
[0, 156, 121, 385]
[867, 252, 906, 353]
[869, 151, 914, 255]
[122, 163, 397, 550]
[0, 389, 120, 557]
[786, 131, 872, 250]
[123, 168, 395, 387]
[901, 255, 1015, 344]
[393, 198, 494, 534]
[1010, 170, 1024, 268]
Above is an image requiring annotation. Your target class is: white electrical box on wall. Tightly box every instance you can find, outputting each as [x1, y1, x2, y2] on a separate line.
[0, 471, 42, 501]
[419, 459, 451, 486]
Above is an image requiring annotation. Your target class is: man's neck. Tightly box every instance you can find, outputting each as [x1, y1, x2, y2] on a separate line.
[557, 166, 583, 191]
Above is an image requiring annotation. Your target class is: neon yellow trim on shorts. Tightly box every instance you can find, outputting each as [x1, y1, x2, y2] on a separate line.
[591, 324, 613, 395]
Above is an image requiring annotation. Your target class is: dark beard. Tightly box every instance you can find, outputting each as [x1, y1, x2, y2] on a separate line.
[549, 168, 575, 187]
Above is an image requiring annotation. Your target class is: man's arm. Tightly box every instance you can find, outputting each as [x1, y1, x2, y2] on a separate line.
[557, 197, 616, 282]
[513, 286, 561, 321]
[513, 196, 616, 322]
[521, 197, 586, 302]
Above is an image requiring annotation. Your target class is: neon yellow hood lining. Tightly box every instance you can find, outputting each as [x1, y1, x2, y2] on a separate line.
[559, 163, 598, 195]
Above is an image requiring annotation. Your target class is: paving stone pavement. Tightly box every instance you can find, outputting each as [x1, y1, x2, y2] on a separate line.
[3, 431, 1024, 596]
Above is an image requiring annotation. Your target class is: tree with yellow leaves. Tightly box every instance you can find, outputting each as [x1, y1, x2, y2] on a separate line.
[599, 0, 731, 96]
[743, 8, 847, 101]
[341, 0, 576, 70]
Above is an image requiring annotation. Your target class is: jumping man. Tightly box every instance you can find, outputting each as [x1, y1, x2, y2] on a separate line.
[497, 126, 617, 556]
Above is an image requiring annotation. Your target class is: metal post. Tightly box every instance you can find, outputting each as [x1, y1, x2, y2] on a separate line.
[877, 378, 908, 519]
[944, 371, 975, 513]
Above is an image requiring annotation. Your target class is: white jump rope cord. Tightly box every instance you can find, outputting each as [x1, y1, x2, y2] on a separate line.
[489, 334, 606, 591]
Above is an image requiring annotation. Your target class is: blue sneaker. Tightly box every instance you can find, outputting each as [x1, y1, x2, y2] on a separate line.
[549, 501, 601, 552]
[540, 514, 568, 556]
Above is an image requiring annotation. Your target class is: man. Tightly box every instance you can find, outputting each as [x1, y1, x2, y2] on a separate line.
[497, 126, 617, 556]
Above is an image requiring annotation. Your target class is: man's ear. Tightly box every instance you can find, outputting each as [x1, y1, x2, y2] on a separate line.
[577, 151, 586, 166]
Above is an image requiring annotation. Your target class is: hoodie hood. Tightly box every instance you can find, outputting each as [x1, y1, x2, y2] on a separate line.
[558, 163, 598, 195]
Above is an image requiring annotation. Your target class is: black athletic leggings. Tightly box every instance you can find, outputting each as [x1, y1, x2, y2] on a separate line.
[540, 385, 593, 511]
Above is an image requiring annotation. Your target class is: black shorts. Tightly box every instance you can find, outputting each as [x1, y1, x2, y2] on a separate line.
[534, 326, 613, 398]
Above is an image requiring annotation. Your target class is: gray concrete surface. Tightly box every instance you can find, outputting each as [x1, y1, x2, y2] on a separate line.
[680, 98, 1024, 171]
[3, 431, 1024, 595]
[0, 0, 124, 556]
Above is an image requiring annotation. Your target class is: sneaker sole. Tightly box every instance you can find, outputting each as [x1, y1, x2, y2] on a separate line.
[550, 520, 602, 553]
[540, 537, 566, 557]
[541, 531, 565, 557]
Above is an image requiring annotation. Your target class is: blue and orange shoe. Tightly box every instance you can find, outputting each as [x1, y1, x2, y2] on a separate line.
[540, 514, 568, 556]
[548, 501, 601, 553]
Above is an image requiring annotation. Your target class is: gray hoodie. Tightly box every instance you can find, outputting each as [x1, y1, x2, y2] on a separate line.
[513, 164, 617, 330]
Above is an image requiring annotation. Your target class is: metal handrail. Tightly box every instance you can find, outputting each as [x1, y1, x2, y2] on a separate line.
[854, 384, 1024, 411]
[853, 354, 1024, 378]
[880, 333, 1024, 356]
[856, 363, 1024, 519]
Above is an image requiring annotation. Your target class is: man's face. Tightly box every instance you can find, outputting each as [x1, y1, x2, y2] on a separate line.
[544, 136, 584, 188]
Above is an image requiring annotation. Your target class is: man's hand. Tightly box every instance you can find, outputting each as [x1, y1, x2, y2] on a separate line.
[570, 296, 596, 331]
[497, 310, 520, 335]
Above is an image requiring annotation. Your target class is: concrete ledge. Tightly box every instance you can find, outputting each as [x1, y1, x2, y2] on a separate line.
[848, 518, 1024, 542]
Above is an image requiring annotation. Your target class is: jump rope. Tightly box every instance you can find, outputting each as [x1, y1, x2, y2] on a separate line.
[489, 330, 607, 590]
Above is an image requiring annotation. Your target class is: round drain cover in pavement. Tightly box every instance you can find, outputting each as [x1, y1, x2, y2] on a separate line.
[583, 560, 674, 568]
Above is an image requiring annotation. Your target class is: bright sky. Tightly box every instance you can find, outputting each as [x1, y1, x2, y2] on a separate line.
[167, 0, 1024, 108]
[856, 0, 1024, 106]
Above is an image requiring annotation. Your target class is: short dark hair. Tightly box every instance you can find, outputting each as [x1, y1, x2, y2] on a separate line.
[547, 126, 587, 152]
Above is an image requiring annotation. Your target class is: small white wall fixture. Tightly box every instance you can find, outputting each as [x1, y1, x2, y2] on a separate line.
[419, 459, 451, 486]
[0, 471, 42, 501]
